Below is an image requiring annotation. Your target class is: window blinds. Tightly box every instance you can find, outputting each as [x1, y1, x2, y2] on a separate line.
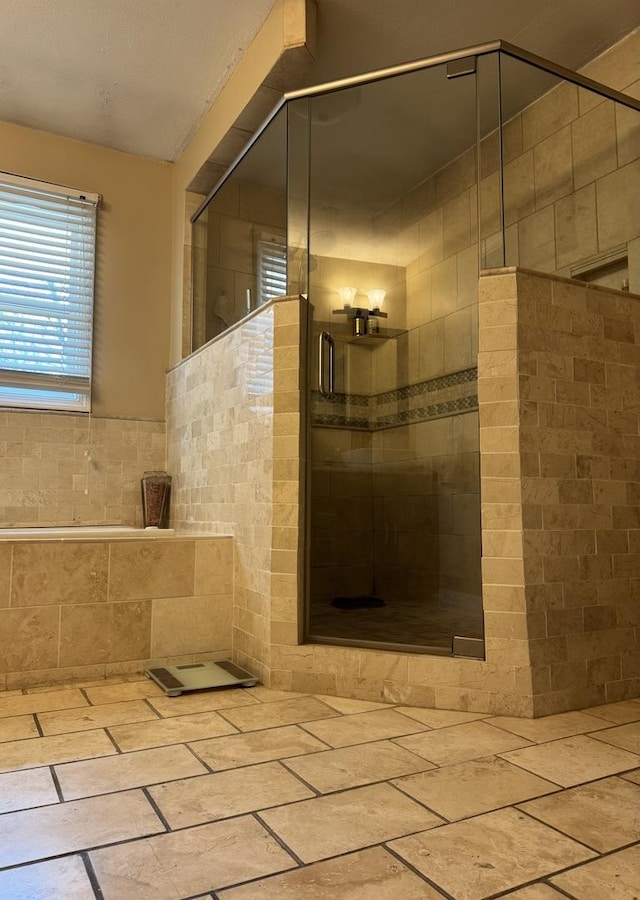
[0, 173, 99, 411]
[256, 232, 287, 305]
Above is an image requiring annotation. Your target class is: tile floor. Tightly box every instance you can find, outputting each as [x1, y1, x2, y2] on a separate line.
[0, 677, 639, 899]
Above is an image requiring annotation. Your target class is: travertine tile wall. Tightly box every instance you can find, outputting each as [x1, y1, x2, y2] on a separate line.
[0, 412, 166, 528]
[166, 297, 303, 685]
[479, 269, 640, 713]
[0, 535, 232, 690]
[267, 269, 640, 716]
[491, 29, 640, 283]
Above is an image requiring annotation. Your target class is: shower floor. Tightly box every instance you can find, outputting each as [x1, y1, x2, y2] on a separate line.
[308, 595, 484, 651]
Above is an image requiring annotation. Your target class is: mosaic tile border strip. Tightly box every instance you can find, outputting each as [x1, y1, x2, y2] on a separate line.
[311, 368, 478, 430]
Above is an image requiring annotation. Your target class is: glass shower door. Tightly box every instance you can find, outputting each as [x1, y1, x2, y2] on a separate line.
[304, 60, 485, 655]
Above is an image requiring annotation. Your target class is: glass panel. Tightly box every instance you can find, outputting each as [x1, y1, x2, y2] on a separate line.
[191, 107, 287, 351]
[305, 63, 483, 653]
[498, 52, 640, 290]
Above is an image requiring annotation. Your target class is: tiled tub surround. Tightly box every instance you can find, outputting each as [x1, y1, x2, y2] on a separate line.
[0, 677, 639, 899]
[0, 534, 233, 691]
[0, 411, 166, 528]
[167, 297, 303, 686]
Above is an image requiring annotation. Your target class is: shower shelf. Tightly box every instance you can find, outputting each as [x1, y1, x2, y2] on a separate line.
[335, 328, 406, 347]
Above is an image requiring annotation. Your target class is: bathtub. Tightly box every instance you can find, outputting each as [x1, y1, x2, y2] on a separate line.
[0, 525, 176, 542]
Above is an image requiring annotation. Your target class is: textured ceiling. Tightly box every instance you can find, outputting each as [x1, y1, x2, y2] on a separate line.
[0, 0, 276, 160]
[1, 0, 640, 163]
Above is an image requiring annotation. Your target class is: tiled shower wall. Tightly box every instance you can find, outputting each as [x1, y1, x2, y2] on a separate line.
[166, 297, 303, 684]
[479, 269, 640, 713]
[270, 270, 640, 715]
[0, 411, 165, 527]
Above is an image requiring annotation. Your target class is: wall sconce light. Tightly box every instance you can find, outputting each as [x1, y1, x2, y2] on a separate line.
[366, 289, 386, 310]
[338, 286, 358, 307]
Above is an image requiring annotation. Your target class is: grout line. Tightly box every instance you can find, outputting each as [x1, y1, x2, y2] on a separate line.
[252, 811, 306, 867]
[383, 843, 458, 899]
[49, 765, 64, 803]
[80, 688, 94, 707]
[32, 713, 44, 738]
[141, 786, 172, 832]
[102, 728, 123, 754]
[81, 850, 105, 900]
[274, 758, 320, 796]
[182, 741, 215, 774]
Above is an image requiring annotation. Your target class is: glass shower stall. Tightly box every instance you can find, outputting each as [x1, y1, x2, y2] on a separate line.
[189, 40, 640, 658]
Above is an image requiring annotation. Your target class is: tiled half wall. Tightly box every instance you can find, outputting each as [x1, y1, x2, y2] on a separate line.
[0, 535, 232, 690]
[166, 297, 303, 685]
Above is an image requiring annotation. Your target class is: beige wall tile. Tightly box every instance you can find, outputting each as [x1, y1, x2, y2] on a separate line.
[0, 607, 60, 672]
[534, 126, 573, 208]
[572, 101, 618, 189]
[59, 601, 151, 667]
[11, 543, 108, 607]
[151, 594, 232, 657]
[596, 158, 640, 251]
[109, 541, 195, 601]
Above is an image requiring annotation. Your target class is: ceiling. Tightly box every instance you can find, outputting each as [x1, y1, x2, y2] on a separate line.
[1, 0, 640, 163]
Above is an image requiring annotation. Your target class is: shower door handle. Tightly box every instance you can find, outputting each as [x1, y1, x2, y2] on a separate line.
[318, 331, 335, 399]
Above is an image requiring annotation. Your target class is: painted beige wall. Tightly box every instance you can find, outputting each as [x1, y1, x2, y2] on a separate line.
[0, 120, 172, 420]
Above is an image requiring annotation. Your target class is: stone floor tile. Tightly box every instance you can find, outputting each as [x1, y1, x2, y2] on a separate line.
[260, 783, 443, 863]
[518, 775, 640, 852]
[89, 815, 295, 898]
[149, 761, 314, 828]
[0, 767, 59, 814]
[590, 720, 640, 754]
[396, 707, 487, 728]
[0, 714, 38, 743]
[584, 699, 640, 725]
[0, 789, 163, 868]
[389, 807, 596, 900]
[394, 756, 558, 821]
[0, 729, 116, 773]
[0, 856, 95, 899]
[622, 768, 640, 784]
[37, 699, 158, 735]
[218, 846, 444, 899]
[395, 720, 532, 765]
[498, 885, 568, 898]
[55, 744, 208, 799]
[244, 687, 305, 703]
[83, 680, 165, 705]
[551, 845, 640, 899]
[487, 710, 610, 742]
[284, 739, 435, 793]
[109, 710, 238, 751]
[218, 696, 340, 732]
[189, 724, 328, 770]
[0, 689, 88, 719]
[299, 708, 428, 748]
[147, 689, 260, 719]
[314, 695, 394, 714]
[500, 734, 640, 786]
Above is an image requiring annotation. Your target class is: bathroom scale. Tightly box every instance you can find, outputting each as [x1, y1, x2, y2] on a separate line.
[145, 660, 259, 697]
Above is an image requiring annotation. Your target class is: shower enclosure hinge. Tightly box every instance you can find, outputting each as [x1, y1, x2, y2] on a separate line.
[452, 635, 485, 659]
[446, 57, 477, 79]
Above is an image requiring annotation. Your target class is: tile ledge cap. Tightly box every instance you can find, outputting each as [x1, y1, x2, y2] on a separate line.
[480, 266, 640, 300]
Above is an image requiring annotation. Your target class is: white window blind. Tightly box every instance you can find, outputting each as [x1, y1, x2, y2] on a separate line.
[256, 231, 287, 305]
[0, 173, 99, 412]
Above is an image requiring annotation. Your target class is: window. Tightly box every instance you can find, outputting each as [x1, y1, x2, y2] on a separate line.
[0, 172, 99, 412]
[256, 230, 287, 306]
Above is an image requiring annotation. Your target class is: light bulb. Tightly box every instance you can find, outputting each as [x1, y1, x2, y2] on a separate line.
[367, 289, 386, 309]
[338, 286, 358, 307]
